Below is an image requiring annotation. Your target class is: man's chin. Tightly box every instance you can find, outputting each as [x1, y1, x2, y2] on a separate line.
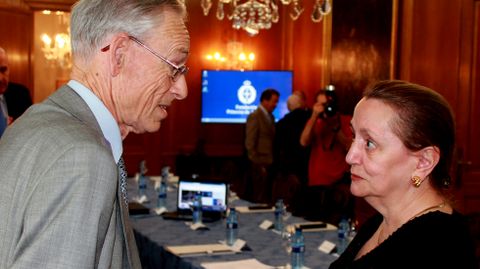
[123, 119, 163, 136]
[142, 121, 162, 133]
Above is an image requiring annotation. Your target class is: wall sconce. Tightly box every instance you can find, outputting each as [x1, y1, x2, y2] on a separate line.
[205, 42, 256, 70]
[40, 10, 72, 70]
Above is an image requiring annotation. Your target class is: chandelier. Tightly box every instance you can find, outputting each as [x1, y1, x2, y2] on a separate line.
[39, 10, 72, 70]
[41, 32, 72, 69]
[201, 0, 332, 36]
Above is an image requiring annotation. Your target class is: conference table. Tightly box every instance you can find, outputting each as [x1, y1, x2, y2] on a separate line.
[127, 177, 341, 269]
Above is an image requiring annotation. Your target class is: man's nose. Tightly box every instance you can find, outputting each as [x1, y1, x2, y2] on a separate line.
[172, 75, 188, 100]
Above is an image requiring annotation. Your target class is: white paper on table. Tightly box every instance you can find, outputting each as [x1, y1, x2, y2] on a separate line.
[318, 240, 336, 254]
[165, 243, 237, 257]
[201, 258, 276, 269]
[132, 195, 148, 204]
[219, 239, 246, 252]
[153, 180, 161, 190]
[153, 207, 167, 215]
[259, 220, 274, 230]
[189, 222, 209, 230]
[149, 176, 162, 182]
[168, 174, 179, 183]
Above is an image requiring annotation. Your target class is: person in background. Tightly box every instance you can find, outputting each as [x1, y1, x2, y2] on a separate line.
[273, 91, 311, 212]
[0, 48, 9, 137]
[0, 0, 189, 268]
[329, 80, 476, 269]
[0, 47, 32, 138]
[245, 88, 279, 203]
[0, 47, 33, 125]
[300, 86, 353, 223]
[292, 89, 307, 105]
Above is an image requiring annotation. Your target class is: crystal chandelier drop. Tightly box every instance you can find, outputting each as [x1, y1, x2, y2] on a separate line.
[200, 0, 332, 36]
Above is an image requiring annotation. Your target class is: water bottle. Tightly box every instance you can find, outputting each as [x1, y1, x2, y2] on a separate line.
[138, 174, 147, 197]
[157, 179, 167, 209]
[226, 208, 238, 246]
[192, 193, 203, 224]
[347, 218, 357, 242]
[290, 227, 305, 269]
[274, 199, 285, 231]
[337, 217, 350, 254]
[161, 166, 170, 182]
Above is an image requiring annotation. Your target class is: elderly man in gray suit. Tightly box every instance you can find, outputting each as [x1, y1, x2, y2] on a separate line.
[0, 0, 189, 268]
[245, 88, 279, 203]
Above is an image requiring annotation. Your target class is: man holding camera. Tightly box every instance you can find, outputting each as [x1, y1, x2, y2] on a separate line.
[299, 86, 353, 223]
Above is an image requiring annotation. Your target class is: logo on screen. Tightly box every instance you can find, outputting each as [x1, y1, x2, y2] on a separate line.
[237, 80, 257, 105]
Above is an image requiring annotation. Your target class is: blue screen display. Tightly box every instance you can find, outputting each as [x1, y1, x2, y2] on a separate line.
[201, 70, 293, 123]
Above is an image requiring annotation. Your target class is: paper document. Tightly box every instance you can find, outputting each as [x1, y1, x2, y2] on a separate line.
[201, 258, 275, 269]
[165, 243, 236, 257]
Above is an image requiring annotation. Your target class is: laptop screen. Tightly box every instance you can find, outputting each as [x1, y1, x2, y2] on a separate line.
[177, 180, 228, 212]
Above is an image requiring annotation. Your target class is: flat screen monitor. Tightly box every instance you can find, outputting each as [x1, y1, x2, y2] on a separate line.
[201, 70, 293, 123]
[177, 180, 228, 212]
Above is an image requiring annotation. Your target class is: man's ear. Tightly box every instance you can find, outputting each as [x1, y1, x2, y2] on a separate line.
[414, 146, 440, 178]
[107, 34, 130, 76]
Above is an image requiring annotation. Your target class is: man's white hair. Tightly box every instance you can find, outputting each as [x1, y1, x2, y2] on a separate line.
[287, 94, 304, 111]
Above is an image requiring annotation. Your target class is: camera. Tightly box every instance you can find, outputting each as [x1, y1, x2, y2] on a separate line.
[320, 85, 338, 118]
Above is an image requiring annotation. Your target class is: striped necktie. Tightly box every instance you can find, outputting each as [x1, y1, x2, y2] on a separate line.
[118, 157, 129, 206]
[116, 157, 142, 268]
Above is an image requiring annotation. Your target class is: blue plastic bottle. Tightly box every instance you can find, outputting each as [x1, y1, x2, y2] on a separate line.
[226, 208, 238, 246]
[157, 179, 167, 208]
[290, 227, 305, 269]
[337, 217, 350, 254]
[274, 199, 284, 231]
[138, 174, 147, 197]
[192, 193, 203, 224]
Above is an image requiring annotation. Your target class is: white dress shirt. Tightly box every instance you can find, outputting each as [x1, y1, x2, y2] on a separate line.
[67, 80, 122, 163]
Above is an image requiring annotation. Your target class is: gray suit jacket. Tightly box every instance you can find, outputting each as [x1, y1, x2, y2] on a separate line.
[0, 86, 141, 268]
[245, 107, 275, 165]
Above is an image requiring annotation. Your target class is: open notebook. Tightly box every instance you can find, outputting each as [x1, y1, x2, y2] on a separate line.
[162, 180, 228, 222]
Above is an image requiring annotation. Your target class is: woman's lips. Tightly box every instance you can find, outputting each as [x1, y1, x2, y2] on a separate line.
[351, 173, 363, 181]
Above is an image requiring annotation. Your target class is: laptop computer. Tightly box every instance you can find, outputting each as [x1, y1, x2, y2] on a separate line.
[162, 180, 228, 222]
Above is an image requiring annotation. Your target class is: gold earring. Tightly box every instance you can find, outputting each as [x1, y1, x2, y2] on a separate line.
[411, 176, 422, 187]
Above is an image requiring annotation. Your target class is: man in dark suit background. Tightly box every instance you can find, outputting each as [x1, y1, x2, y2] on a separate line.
[273, 91, 311, 211]
[4, 82, 32, 120]
[0, 47, 8, 137]
[0, 46, 32, 137]
[245, 88, 279, 203]
[274, 91, 311, 185]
